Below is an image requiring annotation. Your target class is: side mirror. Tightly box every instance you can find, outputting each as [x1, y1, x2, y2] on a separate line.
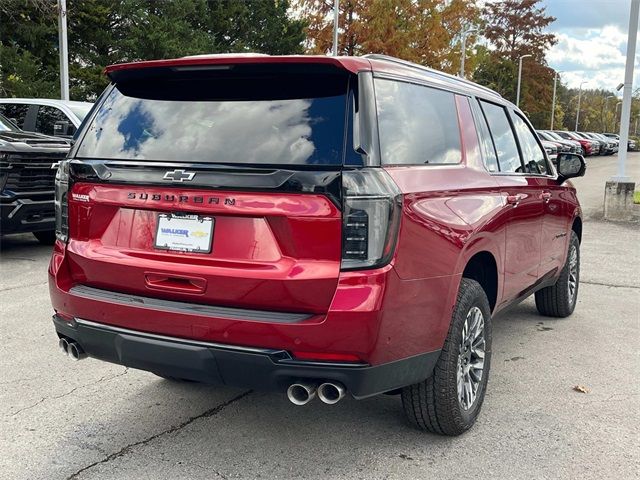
[53, 120, 73, 136]
[556, 153, 586, 182]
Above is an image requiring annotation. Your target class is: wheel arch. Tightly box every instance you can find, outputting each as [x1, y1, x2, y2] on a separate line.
[461, 251, 499, 313]
[571, 215, 582, 243]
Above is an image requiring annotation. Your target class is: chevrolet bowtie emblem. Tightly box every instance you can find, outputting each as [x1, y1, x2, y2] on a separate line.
[163, 169, 196, 182]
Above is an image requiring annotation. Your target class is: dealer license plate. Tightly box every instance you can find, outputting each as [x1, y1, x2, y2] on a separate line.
[155, 214, 214, 253]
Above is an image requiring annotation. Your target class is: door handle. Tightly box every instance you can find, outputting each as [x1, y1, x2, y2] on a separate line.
[541, 192, 552, 203]
[506, 194, 523, 207]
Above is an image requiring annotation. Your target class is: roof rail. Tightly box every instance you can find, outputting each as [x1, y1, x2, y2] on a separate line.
[363, 54, 502, 98]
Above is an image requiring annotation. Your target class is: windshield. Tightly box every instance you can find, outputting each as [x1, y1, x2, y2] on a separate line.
[0, 114, 19, 132]
[68, 104, 92, 121]
[76, 75, 349, 166]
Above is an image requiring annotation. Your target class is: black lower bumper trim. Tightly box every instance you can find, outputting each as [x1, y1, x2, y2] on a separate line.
[1, 197, 54, 234]
[53, 315, 440, 399]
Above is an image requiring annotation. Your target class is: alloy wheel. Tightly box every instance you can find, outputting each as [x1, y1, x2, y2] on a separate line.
[567, 245, 578, 305]
[457, 306, 486, 411]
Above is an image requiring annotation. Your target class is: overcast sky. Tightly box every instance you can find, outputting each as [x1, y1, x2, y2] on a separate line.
[545, 0, 638, 93]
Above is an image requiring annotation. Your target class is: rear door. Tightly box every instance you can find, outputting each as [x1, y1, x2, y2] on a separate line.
[477, 99, 544, 302]
[67, 65, 354, 314]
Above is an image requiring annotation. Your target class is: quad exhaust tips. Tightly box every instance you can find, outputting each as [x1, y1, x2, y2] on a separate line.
[287, 382, 317, 405]
[317, 382, 346, 405]
[58, 337, 88, 361]
[287, 381, 346, 405]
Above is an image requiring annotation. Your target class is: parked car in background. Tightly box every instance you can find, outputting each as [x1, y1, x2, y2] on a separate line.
[572, 132, 602, 156]
[603, 133, 637, 151]
[537, 130, 579, 154]
[0, 99, 93, 139]
[540, 130, 583, 154]
[0, 114, 70, 244]
[554, 131, 595, 156]
[579, 132, 610, 155]
[49, 53, 586, 436]
[589, 132, 618, 154]
[540, 140, 559, 162]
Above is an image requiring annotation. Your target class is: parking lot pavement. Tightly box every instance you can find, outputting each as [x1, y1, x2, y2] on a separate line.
[1, 155, 639, 480]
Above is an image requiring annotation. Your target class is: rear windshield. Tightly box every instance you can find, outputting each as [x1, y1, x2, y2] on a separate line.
[76, 74, 349, 166]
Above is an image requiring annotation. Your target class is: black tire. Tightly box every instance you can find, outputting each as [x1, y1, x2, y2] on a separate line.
[33, 230, 56, 245]
[401, 278, 492, 436]
[535, 231, 580, 318]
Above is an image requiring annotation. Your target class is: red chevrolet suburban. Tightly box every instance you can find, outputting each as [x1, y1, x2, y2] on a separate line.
[49, 54, 585, 435]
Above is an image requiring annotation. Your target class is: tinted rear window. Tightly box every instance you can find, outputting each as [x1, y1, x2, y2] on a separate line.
[76, 75, 349, 165]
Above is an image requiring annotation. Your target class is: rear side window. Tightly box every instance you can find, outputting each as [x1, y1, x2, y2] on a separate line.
[472, 102, 500, 172]
[511, 113, 549, 175]
[36, 106, 72, 136]
[374, 79, 461, 165]
[76, 74, 349, 166]
[479, 100, 522, 173]
[0, 103, 29, 129]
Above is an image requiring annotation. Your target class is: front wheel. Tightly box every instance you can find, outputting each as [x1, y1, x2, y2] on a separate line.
[402, 278, 492, 436]
[535, 231, 580, 318]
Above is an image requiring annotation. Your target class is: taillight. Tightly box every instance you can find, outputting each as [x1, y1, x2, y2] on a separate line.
[54, 160, 70, 242]
[341, 169, 401, 270]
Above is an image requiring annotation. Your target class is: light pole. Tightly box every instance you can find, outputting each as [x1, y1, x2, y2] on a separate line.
[575, 81, 588, 131]
[516, 54, 531, 107]
[459, 27, 478, 78]
[57, 0, 69, 100]
[550, 70, 563, 130]
[614, 0, 639, 181]
[615, 101, 622, 131]
[332, 0, 339, 56]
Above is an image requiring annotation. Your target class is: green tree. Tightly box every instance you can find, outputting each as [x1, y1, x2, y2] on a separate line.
[0, 0, 306, 101]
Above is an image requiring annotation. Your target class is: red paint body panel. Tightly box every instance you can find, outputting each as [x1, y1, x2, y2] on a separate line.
[66, 183, 342, 314]
[104, 55, 372, 77]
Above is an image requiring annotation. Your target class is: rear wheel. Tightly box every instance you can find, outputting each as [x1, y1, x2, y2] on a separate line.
[402, 278, 492, 436]
[535, 231, 580, 318]
[33, 230, 56, 245]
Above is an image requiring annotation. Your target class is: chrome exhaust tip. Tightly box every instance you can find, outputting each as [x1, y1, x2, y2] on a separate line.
[67, 341, 87, 361]
[59, 337, 70, 355]
[317, 382, 346, 405]
[287, 382, 317, 405]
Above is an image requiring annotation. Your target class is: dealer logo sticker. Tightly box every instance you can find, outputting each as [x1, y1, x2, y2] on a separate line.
[71, 193, 90, 202]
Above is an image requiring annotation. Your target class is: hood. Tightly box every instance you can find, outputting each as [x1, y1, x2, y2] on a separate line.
[0, 130, 69, 145]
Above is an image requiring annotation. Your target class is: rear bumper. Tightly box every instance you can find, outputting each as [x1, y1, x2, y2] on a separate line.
[53, 314, 440, 398]
[0, 194, 54, 234]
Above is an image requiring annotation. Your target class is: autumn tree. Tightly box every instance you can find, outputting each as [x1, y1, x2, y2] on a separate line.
[474, 0, 557, 128]
[299, 0, 481, 74]
[483, 0, 557, 63]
